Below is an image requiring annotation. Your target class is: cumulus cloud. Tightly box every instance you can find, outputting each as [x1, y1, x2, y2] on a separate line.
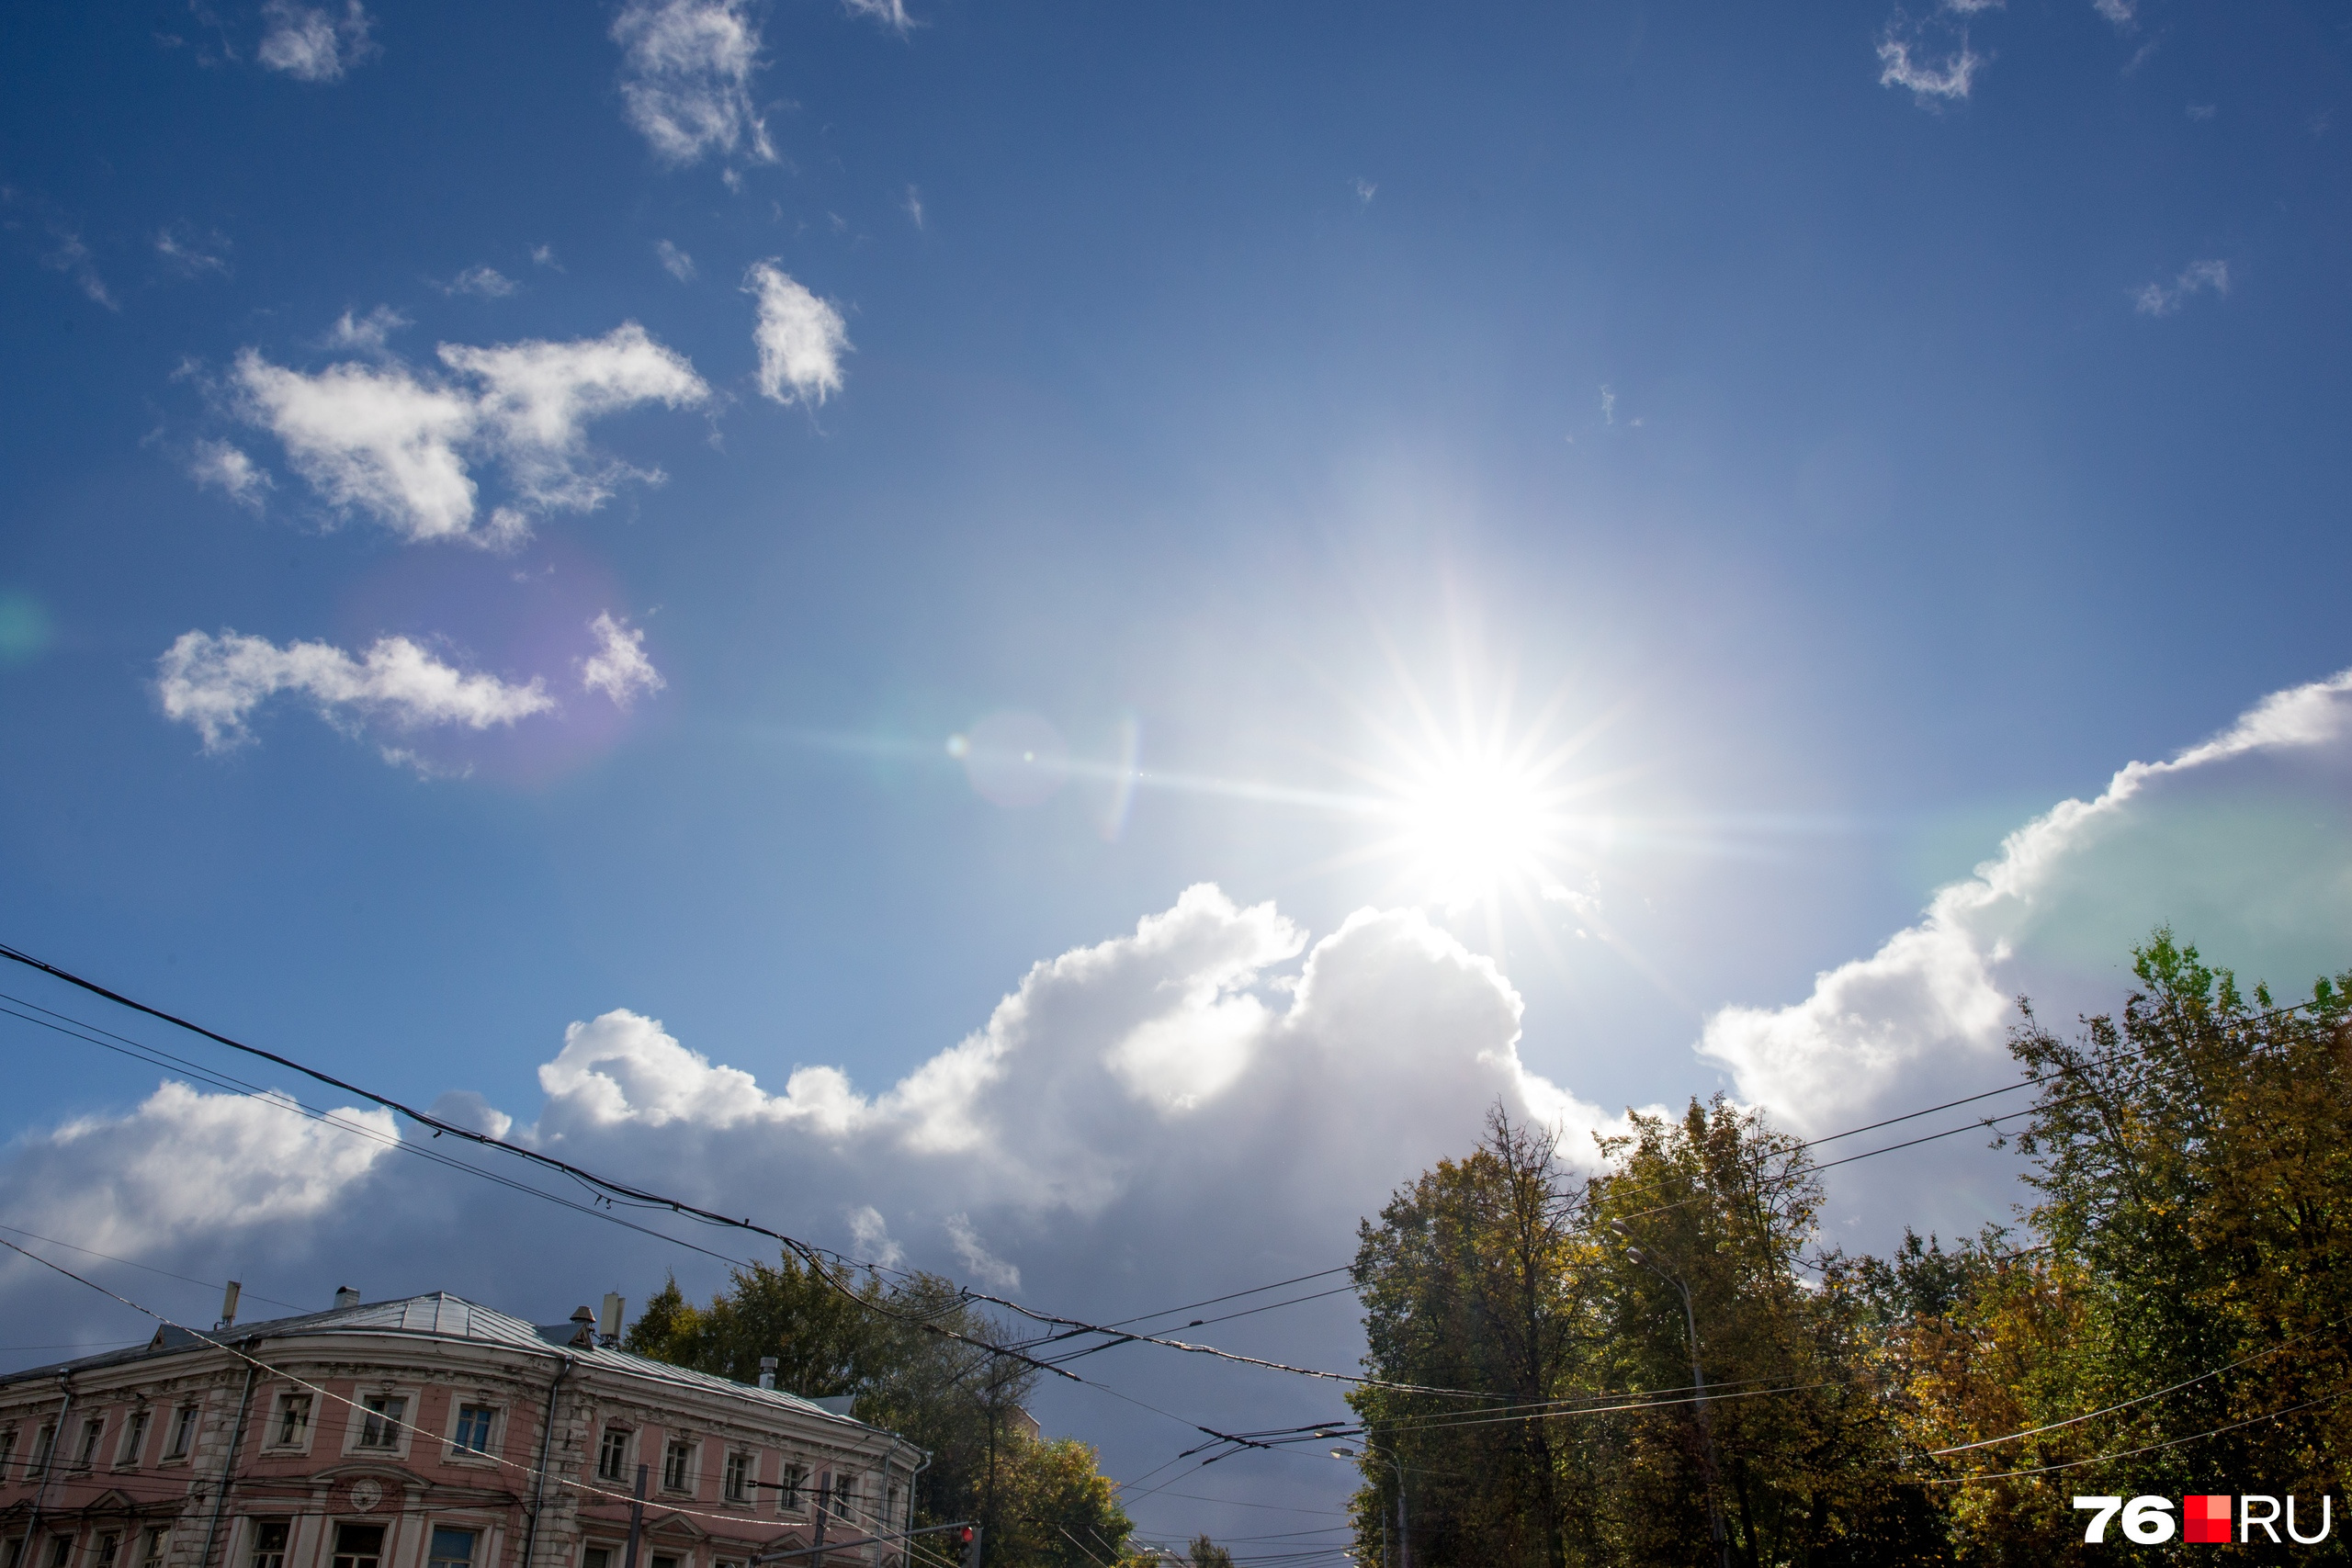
[189, 440, 272, 508]
[0, 1083, 396, 1264]
[578, 612, 664, 708]
[656, 240, 696, 281]
[229, 323, 708, 546]
[156, 627, 556, 753]
[845, 1206, 904, 1269]
[612, 0, 776, 167]
[1878, 19, 1983, 103]
[744, 262, 849, 406]
[257, 0, 376, 82]
[1701, 668, 2352, 1235]
[445, 265, 518, 299]
[2134, 259, 2229, 317]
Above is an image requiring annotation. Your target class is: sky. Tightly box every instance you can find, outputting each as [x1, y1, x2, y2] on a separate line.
[5, 0, 2352, 1555]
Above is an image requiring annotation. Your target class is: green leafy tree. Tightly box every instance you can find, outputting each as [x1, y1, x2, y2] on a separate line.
[1186, 1536, 1236, 1568]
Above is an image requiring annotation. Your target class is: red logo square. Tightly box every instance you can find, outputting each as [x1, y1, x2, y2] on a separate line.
[2184, 1495, 2231, 1544]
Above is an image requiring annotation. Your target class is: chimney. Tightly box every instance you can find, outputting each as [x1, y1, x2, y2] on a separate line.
[599, 1292, 625, 1346]
[218, 1280, 242, 1329]
[334, 1286, 361, 1310]
[758, 1357, 777, 1391]
[569, 1305, 596, 1348]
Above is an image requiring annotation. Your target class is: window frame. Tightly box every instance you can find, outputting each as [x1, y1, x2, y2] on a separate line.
[720, 1450, 754, 1506]
[138, 1529, 167, 1568]
[594, 1427, 632, 1483]
[659, 1437, 695, 1495]
[266, 1393, 313, 1453]
[424, 1527, 480, 1568]
[343, 1390, 417, 1460]
[114, 1410, 150, 1471]
[161, 1406, 200, 1465]
[775, 1463, 807, 1515]
[243, 1519, 290, 1568]
[92, 1534, 119, 1568]
[73, 1417, 105, 1470]
[329, 1522, 387, 1568]
[447, 1404, 499, 1461]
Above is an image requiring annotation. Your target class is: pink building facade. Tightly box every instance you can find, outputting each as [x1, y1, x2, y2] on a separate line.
[0, 1294, 922, 1568]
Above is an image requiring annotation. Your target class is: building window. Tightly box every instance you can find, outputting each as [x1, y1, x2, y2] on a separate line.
[451, 1405, 495, 1457]
[74, 1419, 104, 1468]
[831, 1475, 854, 1520]
[139, 1530, 167, 1568]
[661, 1439, 691, 1493]
[777, 1464, 806, 1513]
[330, 1524, 384, 1568]
[248, 1523, 288, 1568]
[582, 1548, 613, 1568]
[164, 1407, 199, 1461]
[425, 1531, 475, 1568]
[272, 1396, 311, 1449]
[117, 1412, 150, 1468]
[94, 1536, 119, 1568]
[722, 1452, 752, 1505]
[356, 1396, 405, 1450]
[30, 1426, 55, 1472]
[595, 1429, 628, 1483]
[649, 1555, 678, 1568]
[0, 1428, 17, 1477]
[886, 1484, 899, 1526]
[46, 1538, 71, 1568]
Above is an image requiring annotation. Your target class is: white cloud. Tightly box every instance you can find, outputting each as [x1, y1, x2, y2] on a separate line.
[902, 186, 924, 230]
[944, 1215, 1020, 1291]
[42, 231, 116, 310]
[612, 0, 776, 167]
[229, 323, 708, 545]
[439, 323, 708, 513]
[155, 225, 232, 276]
[579, 612, 665, 708]
[2134, 258, 2229, 317]
[531, 244, 561, 270]
[1878, 33, 1982, 101]
[1701, 667, 2352, 1180]
[744, 262, 849, 406]
[189, 439, 273, 508]
[2093, 0, 2135, 26]
[324, 305, 408, 354]
[257, 0, 376, 82]
[156, 627, 556, 753]
[846, 1206, 904, 1269]
[842, 0, 915, 34]
[656, 240, 696, 281]
[1352, 176, 1377, 205]
[1942, 0, 2002, 10]
[446, 265, 518, 299]
[0, 1083, 397, 1263]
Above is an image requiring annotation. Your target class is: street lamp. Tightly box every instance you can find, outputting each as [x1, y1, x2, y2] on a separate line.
[1612, 1221, 1732, 1568]
[1329, 1445, 1407, 1568]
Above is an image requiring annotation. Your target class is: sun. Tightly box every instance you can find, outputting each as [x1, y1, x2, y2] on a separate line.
[1394, 750, 1559, 907]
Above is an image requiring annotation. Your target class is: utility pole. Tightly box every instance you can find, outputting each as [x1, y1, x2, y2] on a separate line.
[1613, 1224, 1731, 1568]
[621, 1464, 649, 1568]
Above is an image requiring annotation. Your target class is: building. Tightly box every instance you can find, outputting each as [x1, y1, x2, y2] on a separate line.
[0, 1292, 924, 1568]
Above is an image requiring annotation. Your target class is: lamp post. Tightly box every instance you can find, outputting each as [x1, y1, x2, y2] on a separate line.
[1329, 1444, 1407, 1568]
[1612, 1223, 1732, 1568]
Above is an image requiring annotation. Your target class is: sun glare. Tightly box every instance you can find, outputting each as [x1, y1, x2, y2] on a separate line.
[1396, 753, 1556, 906]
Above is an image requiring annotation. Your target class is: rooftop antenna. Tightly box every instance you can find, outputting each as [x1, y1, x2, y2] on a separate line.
[217, 1280, 242, 1330]
[599, 1292, 626, 1347]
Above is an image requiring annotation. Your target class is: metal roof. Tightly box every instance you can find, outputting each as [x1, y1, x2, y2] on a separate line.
[0, 1293, 880, 1437]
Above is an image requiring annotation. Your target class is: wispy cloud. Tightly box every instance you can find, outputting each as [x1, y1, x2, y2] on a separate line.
[2092, 0, 2135, 27]
[612, 0, 776, 167]
[744, 262, 849, 407]
[1352, 176, 1377, 205]
[324, 305, 408, 355]
[1878, 22, 1983, 103]
[42, 230, 117, 310]
[902, 186, 924, 230]
[655, 240, 695, 281]
[257, 0, 376, 82]
[579, 612, 664, 708]
[229, 322, 709, 547]
[530, 244, 561, 271]
[842, 0, 916, 34]
[157, 628, 555, 754]
[188, 440, 273, 509]
[2134, 258, 2228, 316]
[444, 265, 518, 299]
[155, 224, 232, 276]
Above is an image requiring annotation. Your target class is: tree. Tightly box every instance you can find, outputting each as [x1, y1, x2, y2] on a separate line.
[625, 1254, 1150, 1567]
[1186, 1537, 1236, 1568]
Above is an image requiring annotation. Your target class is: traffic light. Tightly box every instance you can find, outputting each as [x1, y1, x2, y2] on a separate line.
[956, 1525, 981, 1568]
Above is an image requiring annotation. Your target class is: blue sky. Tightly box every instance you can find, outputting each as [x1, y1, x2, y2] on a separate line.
[6, 0, 2352, 1548]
